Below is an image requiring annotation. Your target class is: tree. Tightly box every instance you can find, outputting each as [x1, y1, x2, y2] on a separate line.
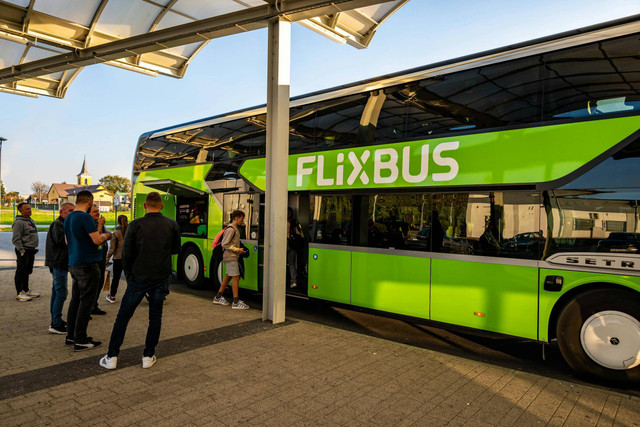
[5, 191, 19, 204]
[0, 180, 5, 205]
[31, 181, 48, 202]
[99, 175, 131, 194]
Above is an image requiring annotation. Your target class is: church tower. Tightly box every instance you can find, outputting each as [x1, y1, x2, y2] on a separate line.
[77, 156, 92, 186]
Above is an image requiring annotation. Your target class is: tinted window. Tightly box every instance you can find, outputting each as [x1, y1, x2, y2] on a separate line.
[310, 195, 352, 245]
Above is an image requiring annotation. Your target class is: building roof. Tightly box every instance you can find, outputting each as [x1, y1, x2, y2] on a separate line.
[65, 185, 110, 196]
[0, 0, 408, 98]
[49, 183, 79, 198]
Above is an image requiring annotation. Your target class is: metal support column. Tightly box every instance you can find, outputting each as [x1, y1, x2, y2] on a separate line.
[262, 17, 291, 324]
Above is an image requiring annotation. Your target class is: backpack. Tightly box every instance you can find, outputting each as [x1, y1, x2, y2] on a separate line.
[212, 225, 235, 260]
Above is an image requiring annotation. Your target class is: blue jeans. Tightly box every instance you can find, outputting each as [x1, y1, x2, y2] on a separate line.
[107, 277, 168, 358]
[49, 267, 68, 327]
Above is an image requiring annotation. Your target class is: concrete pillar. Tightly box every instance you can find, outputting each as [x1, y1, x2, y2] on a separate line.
[262, 17, 291, 324]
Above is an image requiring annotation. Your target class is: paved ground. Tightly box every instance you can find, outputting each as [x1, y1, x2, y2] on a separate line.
[1, 267, 639, 426]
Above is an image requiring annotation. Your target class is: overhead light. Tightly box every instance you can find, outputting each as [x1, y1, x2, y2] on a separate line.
[0, 86, 38, 98]
[105, 61, 159, 77]
[298, 19, 346, 45]
[0, 30, 28, 45]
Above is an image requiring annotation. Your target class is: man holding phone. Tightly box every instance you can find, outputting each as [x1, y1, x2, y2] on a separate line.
[64, 190, 111, 351]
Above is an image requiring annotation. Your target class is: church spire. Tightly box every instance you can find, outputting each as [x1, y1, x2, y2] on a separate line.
[77, 156, 92, 185]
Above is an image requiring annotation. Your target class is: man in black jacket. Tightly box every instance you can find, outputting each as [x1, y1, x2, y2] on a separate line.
[45, 202, 75, 334]
[100, 192, 180, 370]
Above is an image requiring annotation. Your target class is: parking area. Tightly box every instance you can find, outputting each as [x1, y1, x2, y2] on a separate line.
[1, 266, 639, 426]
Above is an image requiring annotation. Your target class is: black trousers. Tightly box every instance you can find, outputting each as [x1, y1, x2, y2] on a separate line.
[14, 249, 35, 294]
[93, 260, 106, 309]
[67, 263, 101, 343]
[110, 259, 123, 296]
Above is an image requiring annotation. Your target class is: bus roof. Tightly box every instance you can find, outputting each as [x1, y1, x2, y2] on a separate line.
[147, 14, 640, 139]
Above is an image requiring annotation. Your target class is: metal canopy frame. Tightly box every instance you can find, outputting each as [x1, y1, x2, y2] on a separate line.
[0, 0, 407, 98]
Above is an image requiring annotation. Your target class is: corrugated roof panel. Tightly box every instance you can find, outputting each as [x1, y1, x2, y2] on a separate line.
[34, 0, 101, 27]
[171, 0, 250, 20]
[154, 10, 192, 32]
[95, 0, 159, 38]
[4, 0, 29, 7]
[0, 40, 25, 68]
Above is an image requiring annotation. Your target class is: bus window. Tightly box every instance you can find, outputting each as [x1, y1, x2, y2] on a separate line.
[176, 196, 208, 238]
[310, 195, 352, 245]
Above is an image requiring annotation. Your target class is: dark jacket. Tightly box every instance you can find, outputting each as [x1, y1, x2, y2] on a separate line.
[122, 212, 180, 284]
[45, 216, 68, 268]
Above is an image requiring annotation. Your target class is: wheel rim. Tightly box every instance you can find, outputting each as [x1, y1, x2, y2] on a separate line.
[580, 310, 640, 370]
[217, 261, 223, 284]
[184, 254, 199, 282]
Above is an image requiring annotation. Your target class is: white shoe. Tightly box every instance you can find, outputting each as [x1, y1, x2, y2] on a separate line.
[212, 295, 229, 305]
[25, 290, 40, 298]
[142, 355, 156, 369]
[16, 291, 32, 302]
[99, 355, 117, 370]
[232, 300, 250, 310]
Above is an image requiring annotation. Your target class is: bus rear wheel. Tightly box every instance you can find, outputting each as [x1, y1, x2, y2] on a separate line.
[556, 288, 640, 383]
[181, 246, 205, 289]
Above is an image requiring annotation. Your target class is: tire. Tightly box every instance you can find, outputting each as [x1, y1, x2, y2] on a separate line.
[180, 246, 205, 289]
[209, 255, 222, 288]
[556, 288, 640, 383]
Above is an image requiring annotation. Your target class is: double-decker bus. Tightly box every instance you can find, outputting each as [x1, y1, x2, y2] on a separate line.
[132, 15, 640, 382]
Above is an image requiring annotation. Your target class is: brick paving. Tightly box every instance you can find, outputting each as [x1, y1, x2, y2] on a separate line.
[1, 267, 639, 426]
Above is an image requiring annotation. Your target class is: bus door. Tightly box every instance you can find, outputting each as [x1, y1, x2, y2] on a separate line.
[221, 192, 261, 291]
[287, 193, 310, 296]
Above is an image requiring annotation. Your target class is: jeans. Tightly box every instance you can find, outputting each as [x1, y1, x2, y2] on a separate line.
[287, 247, 298, 284]
[66, 263, 101, 343]
[14, 249, 35, 294]
[49, 267, 68, 327]
[110, 259, 123, 296]
[107, 277, 169, 358]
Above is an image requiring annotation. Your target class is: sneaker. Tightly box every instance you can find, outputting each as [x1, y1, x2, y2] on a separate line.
[105, 294, 116, 304]
[212, 295, 229, 306]
[91, 307, 107, 315]
[25, 290, 40, 298]
[16, 292, 32, 302]
[65, 337, 74, 346]
[290, 282, 297, 288]
[49, 324, 67, 334]
[73, 339, 102, 352]
[99, 355, 117, 370]
[142, 355, 156, 369]
[232, 300, 250, 310]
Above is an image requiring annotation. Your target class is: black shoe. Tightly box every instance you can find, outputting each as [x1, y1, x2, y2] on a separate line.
[91, 308, 106, 315]
[65, 337, 74, 346]
[61, 320, 67, 327]
[49, 324, 67, 334]
[74, 339, 101, 352]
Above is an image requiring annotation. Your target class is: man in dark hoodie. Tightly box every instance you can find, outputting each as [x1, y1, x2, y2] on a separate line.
[45, 202, 75, 334]
[12, 203, 40, 302]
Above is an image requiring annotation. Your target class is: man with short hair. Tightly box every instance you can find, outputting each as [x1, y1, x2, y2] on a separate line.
[12, 202, 40, 302]
[212, 210, 250, 309]
[64, 191, 111, 351]
[45, 202, 75, 333]
[100, 192, 180, 370]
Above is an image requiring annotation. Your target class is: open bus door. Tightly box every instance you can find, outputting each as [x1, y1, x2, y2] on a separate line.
[220, 191, 261, 291]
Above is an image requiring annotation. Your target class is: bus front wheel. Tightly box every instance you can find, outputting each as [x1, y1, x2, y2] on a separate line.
[556, 288, 640, 383]
[181, 246, 205, 289]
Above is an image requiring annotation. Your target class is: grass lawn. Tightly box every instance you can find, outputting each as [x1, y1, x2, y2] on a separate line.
[1, 209, 131, 226]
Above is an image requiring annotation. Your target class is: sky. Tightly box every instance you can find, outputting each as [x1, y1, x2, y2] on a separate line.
[1, 0, 640, 195]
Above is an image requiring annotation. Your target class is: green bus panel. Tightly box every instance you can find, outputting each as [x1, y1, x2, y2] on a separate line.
[431, 259, 538, 339]
[351, 252, 430, 319]
[308, 247, 351, 304]
[538, 268, 640, 342]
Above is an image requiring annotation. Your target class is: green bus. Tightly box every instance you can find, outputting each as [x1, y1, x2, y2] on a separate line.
[132, 16, 640, 382]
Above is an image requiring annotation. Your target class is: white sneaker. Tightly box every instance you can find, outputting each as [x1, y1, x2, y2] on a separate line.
[99, 355, 117, 370]
[25, 290, 40, 298]
[142, 355, 156, 369]
[212, 295, 229, 305]
[16, 291, 32, 302]
[232, 300, 250, 310]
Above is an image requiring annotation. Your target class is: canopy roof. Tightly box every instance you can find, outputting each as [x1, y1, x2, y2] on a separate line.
[0, 0, 407, 98]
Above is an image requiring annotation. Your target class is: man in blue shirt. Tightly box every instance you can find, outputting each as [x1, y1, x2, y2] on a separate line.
[64, 191, 111, 351]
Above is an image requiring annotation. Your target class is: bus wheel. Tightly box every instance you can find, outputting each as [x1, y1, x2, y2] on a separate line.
[556, 289, 640, 383]
[181, 246, 204, 289]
